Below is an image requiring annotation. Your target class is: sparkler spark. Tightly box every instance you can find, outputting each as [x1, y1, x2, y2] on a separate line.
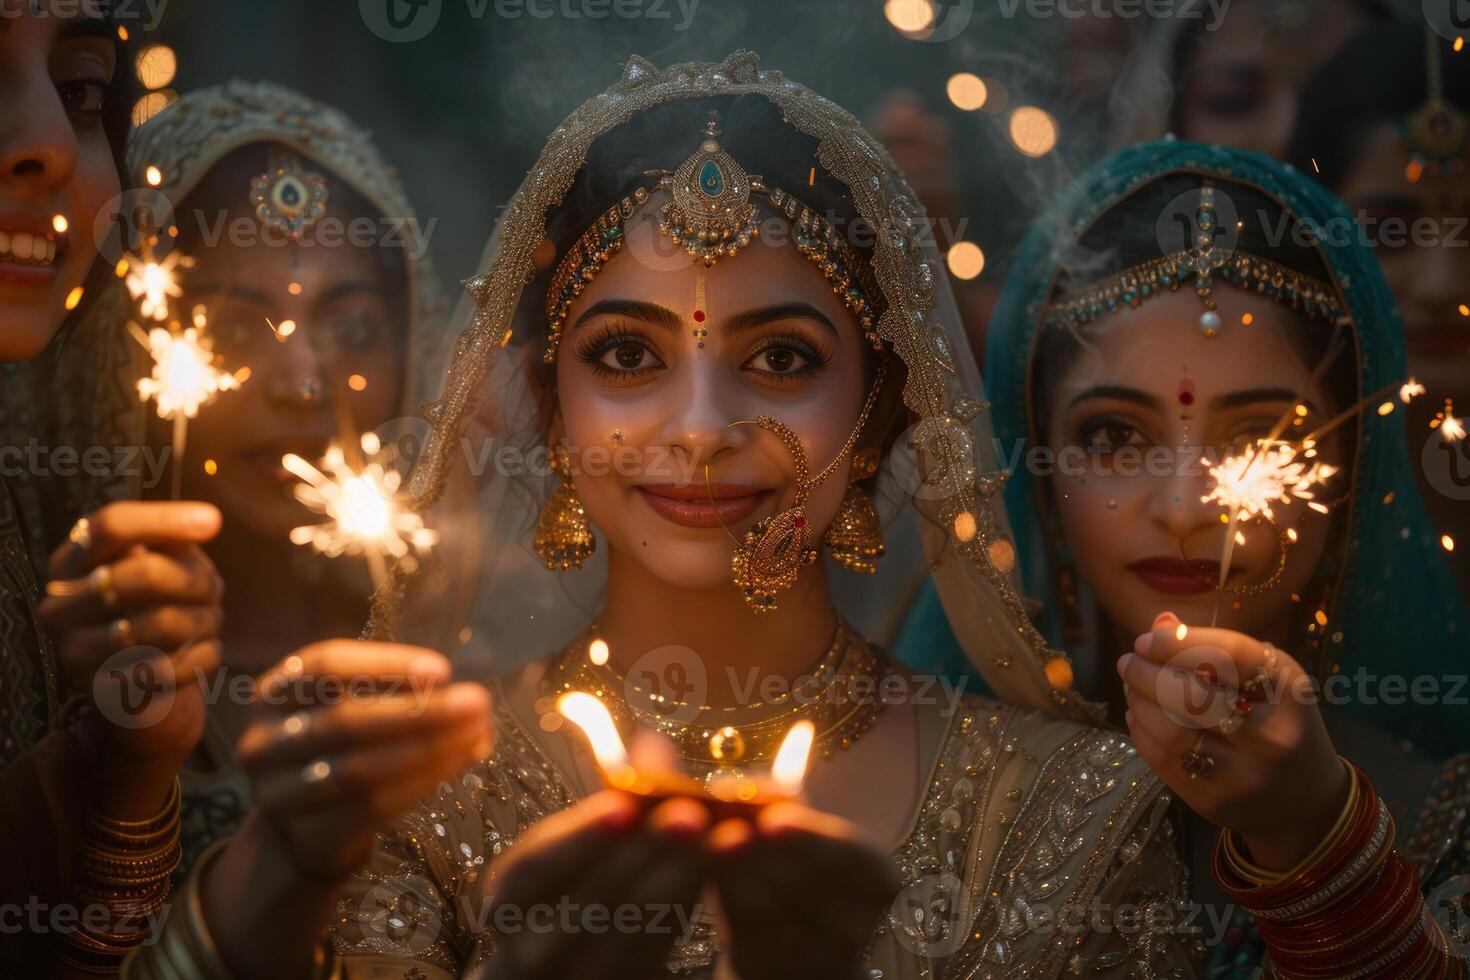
[1432, 399, 1466, 443]
[1202, 441, 1339, 521]
[135, 325, 241, 419]
[284, 434, 438, 572]
[1400, 378, 1426, 403]
[122, 250, 191, 321]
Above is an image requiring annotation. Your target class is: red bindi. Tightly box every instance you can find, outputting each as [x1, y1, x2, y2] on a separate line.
[693, 310, 705, 322]
[1177, 377, 1196, 407]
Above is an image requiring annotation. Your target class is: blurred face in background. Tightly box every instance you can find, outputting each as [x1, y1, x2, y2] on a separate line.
[1174, 0, 1371, 159]
[174, 149, 407, 540]
[0, 7, 120, 361]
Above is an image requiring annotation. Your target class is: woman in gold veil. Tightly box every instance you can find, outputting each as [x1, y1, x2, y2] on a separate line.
[128, 52, 1201, 980]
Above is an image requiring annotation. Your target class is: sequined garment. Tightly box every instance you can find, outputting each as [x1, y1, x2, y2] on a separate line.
[334, 674, 1202, 979]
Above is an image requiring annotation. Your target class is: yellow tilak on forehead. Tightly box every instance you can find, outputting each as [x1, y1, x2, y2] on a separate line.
[542, 112, 883, 364]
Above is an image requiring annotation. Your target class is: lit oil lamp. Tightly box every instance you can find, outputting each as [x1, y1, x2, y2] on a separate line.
[556, 691, 815, 812]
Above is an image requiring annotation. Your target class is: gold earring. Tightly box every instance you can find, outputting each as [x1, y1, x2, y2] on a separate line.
[727, 361, 889, 611]
[535, 446, 595, 571]
[824, 446, 885, 574]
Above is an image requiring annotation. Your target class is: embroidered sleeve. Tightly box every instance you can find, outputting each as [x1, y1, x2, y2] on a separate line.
[1063, 801, 1206, 979]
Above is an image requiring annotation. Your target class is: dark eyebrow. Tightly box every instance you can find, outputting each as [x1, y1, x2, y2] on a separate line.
[1211, 388, 1317, 413]
[59, 15, 114, 40]
[1068, 385, 1161, 411]
[571, 298, 681, 335]
[722, 302, 838, 339]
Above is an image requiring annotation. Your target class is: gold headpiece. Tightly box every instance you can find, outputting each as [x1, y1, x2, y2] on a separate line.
[248, 149, 329, 240]
[1402, 29, 1470, 176]
[543, 113, 883, 363]
[1043, 181, 1345, 337]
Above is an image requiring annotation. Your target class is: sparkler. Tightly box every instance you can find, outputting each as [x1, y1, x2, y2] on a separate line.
[129, 305, 245, 499]
[121, 249, 191, 321]
[1432, 399, 1466, 443]
[283, 431, 438, 590]
[1202, 442, 1339, 522]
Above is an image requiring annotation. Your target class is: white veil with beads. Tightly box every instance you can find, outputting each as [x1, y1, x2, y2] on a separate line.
[369, 50, 1102, 724]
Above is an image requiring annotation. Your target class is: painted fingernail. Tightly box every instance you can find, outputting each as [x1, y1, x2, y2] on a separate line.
[1134, 633, 1154, 655]
[1153, 611, 1178, 627]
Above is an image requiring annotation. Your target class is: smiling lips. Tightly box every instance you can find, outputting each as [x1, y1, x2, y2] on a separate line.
[0, 214, 68, 288]
[637, 483, 770, 528]
[1128, 556, 1226, 595]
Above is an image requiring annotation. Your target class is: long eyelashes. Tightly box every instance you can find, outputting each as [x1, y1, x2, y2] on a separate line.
[572, 321, 834, 383]
[573, 322, 663, 380]
[743, 334, 832, 381]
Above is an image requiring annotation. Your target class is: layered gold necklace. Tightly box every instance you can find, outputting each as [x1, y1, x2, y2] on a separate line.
[540, 620, 888, 773]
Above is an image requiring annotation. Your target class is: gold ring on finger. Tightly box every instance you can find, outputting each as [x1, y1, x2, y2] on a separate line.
[108, 617, 135, 648]
[68, 517, 92, 551]
[1180, 733, 1215, 779]
[90, 565, 119, 612]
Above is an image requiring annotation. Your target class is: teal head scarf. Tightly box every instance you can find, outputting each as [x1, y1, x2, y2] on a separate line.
[895, 140, 1467, 757]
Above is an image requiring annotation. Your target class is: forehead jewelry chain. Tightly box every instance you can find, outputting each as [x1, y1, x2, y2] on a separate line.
[716, 360, 889, 612]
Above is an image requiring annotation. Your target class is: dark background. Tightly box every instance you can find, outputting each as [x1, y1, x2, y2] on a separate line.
[144, 0, 1154, 288]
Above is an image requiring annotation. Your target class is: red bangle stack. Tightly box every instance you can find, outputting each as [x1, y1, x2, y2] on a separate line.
[1214, 759, 1465, 979]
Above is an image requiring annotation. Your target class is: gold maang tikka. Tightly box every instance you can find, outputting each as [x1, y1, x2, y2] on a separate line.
[542, 112, 884, 363]
[249, 149, 329, 240]
[722, 360, 889, 612]
[1402, 28, 1470, 175]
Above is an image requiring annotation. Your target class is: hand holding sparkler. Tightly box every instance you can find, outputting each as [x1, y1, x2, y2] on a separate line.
[1118, 612, 1348, 873]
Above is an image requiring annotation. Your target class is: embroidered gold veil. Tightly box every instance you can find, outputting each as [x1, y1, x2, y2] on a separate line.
[365, 51, 1097, 724]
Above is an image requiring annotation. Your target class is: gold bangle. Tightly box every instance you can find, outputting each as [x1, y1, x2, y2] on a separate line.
[1227, 758, 1360, 885]
[94, 778, 182, 835]
[120, 836, 342, 980]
